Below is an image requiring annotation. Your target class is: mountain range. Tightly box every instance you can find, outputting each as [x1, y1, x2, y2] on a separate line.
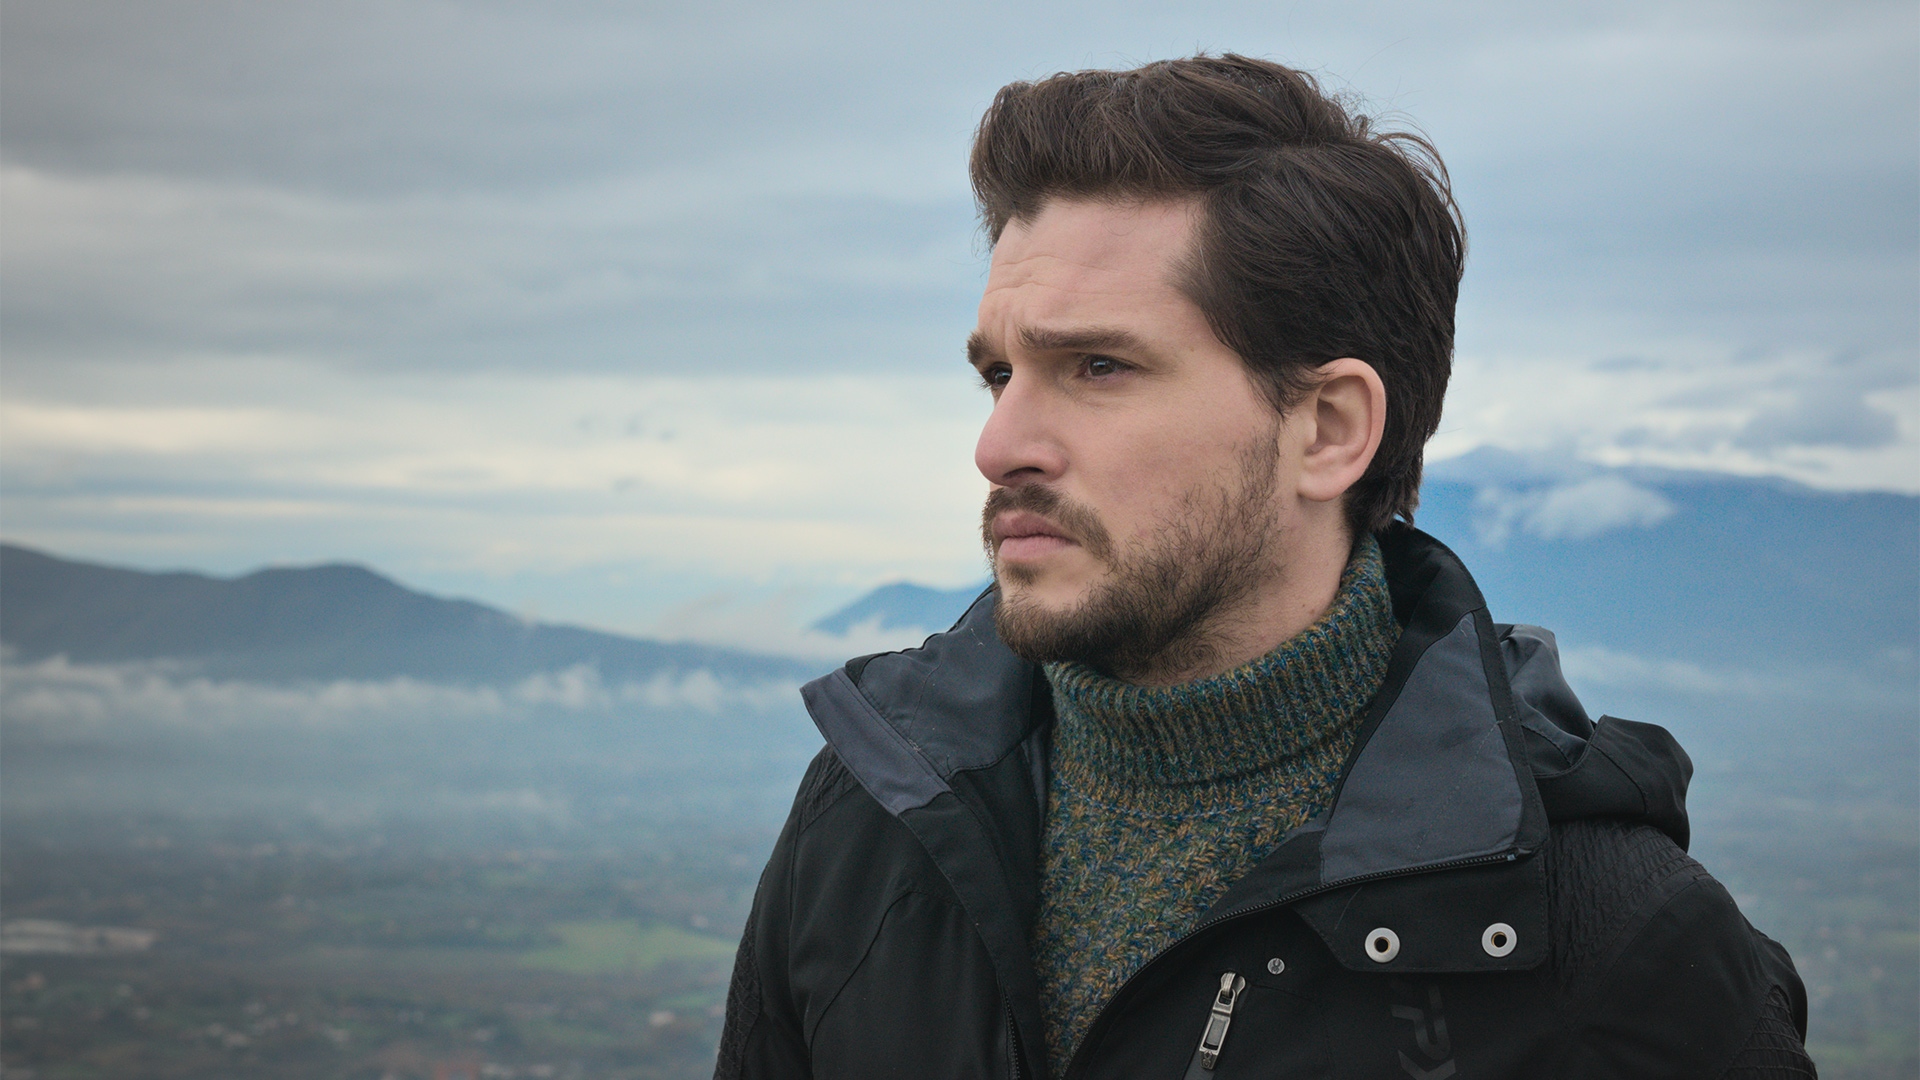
[0, 543, 811, 686]
[809, 581, 987, 636]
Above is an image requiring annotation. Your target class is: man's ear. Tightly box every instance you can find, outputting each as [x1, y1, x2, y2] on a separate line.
[1297, 358, 1385, 504]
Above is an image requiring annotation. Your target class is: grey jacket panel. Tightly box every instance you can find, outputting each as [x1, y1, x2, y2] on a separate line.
[1320, 609, 1523, 881]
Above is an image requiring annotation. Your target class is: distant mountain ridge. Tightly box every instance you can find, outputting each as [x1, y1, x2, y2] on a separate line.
[6, 464, 1914, 701]
[0, 544, 810, 685]
[810, 581, 988, 637]
[1409, 464, 1918, 672]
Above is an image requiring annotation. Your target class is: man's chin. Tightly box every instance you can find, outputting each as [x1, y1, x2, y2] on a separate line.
[992, 568, 1081, 611]
[993, 543, 1100, 592]
[993, 564, 1041, 594]
[991, 558, 1227, 682]
[991, 578, 1101, 663]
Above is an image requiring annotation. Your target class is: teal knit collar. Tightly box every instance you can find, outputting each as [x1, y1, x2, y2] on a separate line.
[1044, 534, 1397, 802]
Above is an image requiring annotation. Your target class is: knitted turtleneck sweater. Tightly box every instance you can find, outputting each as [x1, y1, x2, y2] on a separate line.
[1031, 535, 1398, 1074]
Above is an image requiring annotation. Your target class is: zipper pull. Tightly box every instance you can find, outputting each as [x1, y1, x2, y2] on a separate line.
[1195, 971, 1247, 1070]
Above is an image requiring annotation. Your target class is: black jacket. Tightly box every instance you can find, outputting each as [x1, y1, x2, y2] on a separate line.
[717, 527, 1813, 1078]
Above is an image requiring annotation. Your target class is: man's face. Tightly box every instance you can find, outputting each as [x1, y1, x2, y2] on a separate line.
[970, 198, 1305, 683]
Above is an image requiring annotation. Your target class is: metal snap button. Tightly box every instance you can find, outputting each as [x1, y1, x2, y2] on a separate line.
[1266, 957, 1285, 975]
[1481, 922, 1516, 957]
[1364, 927, 1400, 963]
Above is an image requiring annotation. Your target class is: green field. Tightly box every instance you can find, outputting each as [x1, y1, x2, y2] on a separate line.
[518, 918, 739, 976]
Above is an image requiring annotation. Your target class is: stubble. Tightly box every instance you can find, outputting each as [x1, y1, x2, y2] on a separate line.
[982, 428, 1283, 684]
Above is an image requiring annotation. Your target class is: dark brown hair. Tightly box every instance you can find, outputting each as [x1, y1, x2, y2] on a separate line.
[970, 54, 1464, 536]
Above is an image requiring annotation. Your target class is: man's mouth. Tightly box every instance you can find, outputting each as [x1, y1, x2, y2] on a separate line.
[991, 510, 1075, 561]
[981, 484, 1111, 566]
[992, 510, 1071, 544]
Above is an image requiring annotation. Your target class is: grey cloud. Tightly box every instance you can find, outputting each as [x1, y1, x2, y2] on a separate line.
[0, 173, 979, 373]
[2, 0, 1913, 385]
[1735, 385, 1902, 451]
[1444, 1, 1917, 360]
[1, 2, 847, 196]
[9, 0, 1910, 205]
[1590, 355, 1667, 372]
[1722, 349, 1915, 451]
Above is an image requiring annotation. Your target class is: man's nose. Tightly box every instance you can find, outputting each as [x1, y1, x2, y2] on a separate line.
[974, 376, 1065, 486]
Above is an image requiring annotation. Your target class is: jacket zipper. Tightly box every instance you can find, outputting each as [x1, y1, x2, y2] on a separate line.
[1062, 847, 1526, 1079]
[1191, 971, 1246, 1071]
[1005, 1003, 1024, 1079]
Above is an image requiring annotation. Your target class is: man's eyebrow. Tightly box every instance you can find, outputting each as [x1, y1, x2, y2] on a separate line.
[1020, 326, 1148, 355]
[966, 331, 996, 368]
[967, 326, 1150, 367]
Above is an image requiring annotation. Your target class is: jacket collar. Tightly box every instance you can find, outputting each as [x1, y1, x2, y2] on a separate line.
[803, 527, 1537, 837]
[800, 582, 1044, 817]
[800, 526, 1687, 975]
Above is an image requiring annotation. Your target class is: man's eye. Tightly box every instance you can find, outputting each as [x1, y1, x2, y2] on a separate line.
[1084, 356, 1124, 377]
[978, 366, 1011, 390]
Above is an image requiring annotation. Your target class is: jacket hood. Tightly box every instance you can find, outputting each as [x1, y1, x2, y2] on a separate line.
[1501, 622, 1693, 848]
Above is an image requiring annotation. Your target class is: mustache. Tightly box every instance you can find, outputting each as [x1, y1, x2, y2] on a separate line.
[981, 485, 1113, 560]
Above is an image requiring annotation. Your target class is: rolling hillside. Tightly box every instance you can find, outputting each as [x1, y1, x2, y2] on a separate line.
[0, 543, 810, 686]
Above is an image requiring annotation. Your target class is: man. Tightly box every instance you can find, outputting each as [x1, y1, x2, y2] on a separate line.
[717, 55, 1813, 1078]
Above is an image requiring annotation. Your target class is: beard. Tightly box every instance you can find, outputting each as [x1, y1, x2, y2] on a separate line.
[982, 429, 1282, 684]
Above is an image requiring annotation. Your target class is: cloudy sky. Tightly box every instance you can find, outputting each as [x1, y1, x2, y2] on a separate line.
[3, 0, 1914, 652]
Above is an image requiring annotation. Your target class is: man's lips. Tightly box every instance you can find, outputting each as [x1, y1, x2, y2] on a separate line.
[981, 484, 1111, 563]
[992, 510, 1076, 560]
[991, 510, 1071, 543]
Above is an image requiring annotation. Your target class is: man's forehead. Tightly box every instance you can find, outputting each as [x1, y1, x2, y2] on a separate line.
[971, 200, 1212, 367]
[987, 198, 1200, 278]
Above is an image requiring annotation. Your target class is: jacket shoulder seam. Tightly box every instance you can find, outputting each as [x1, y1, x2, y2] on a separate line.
[1545, 818, 1704, 1000]
[795, 745, 864, 832]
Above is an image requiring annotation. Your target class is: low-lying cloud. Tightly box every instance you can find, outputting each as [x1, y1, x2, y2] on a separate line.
[0, 654, 799, 739]
[1472, 476, 1678, 547]
[1559, 642, 1911, 712]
